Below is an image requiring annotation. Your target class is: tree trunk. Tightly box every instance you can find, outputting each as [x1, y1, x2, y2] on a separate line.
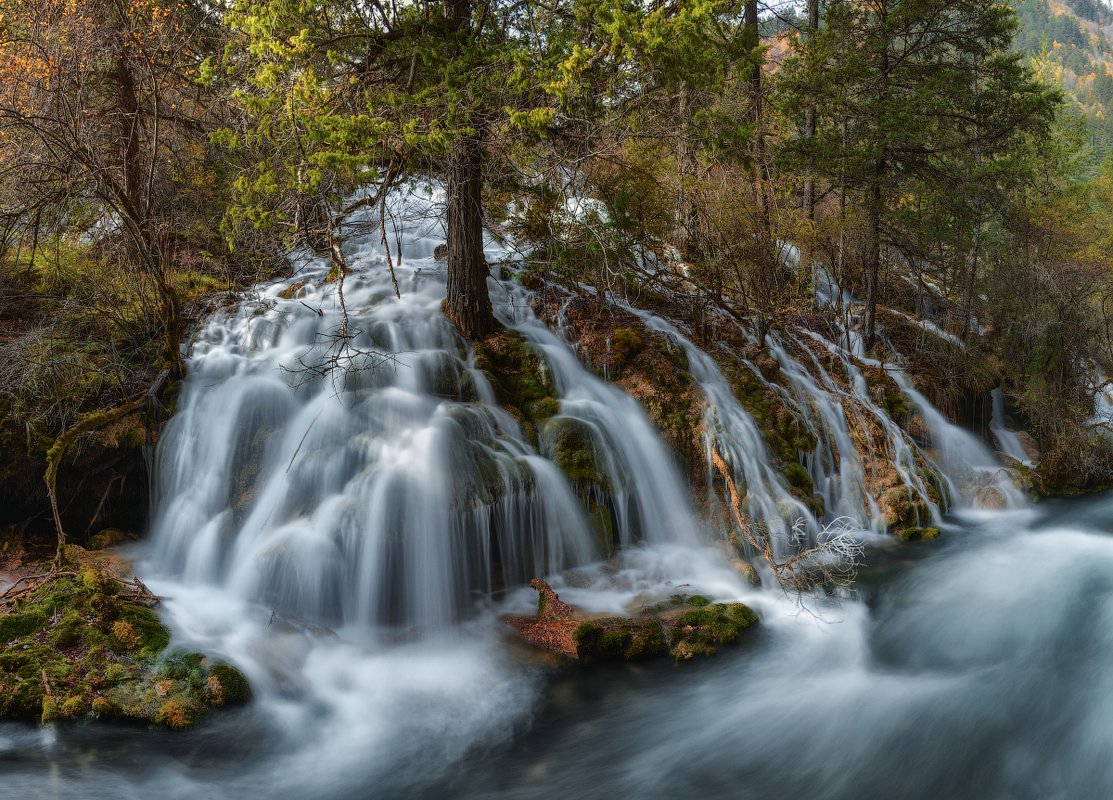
[113, 47, 141, 213]
[442, 0, 495, 340]
[444, 127, 495, 339]
[803, 0, 820, 219]
[864, 0, 889, 353]
[677, 85, 704, 265]
[744, 0, 769, 232]
[864, 165, 882, 351]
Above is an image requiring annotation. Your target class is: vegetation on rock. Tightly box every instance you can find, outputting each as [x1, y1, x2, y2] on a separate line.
[508, 581, 758, 665]
[0, 552, 250, 728]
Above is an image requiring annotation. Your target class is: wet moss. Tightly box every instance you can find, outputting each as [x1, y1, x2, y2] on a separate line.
[899, 526, 941, 542]
[783, 462, 814, 493]
[278, 279, 309, 299]
[572, 620, 668, 662]
[542, 417, 607, 489]
[672, 602, 759, 662]
[475, 330, 559, 445]
[0, 563, 249, 728]
[204, 665, 252, 705]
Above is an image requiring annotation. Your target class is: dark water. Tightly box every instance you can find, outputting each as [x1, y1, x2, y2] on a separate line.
[5, 497, 1113, 799]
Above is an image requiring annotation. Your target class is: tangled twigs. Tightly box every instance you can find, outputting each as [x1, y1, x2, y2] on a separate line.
[0, 570, 77, 609]
[0, 568, 160, 612]
[119, 577, 159, 606]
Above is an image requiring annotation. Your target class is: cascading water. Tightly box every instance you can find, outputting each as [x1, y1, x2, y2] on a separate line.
[893, 372, 1026, 509]
[2, 193, 1067, 800]
[151, 203, 715, 634]
[991, 387, 1034, 466]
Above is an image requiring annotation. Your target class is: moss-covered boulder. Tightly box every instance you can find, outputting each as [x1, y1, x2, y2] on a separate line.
[0, 555, 250, 728]
[899, 526, 941, 542]
[507, 581, 758, 665]
[541, 417, 608, 488]
[475, 330, 559, 444]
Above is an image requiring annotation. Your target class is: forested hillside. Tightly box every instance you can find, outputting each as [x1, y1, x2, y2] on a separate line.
[1012, 0, 1113, 158]
[3, 0, 1113, 550]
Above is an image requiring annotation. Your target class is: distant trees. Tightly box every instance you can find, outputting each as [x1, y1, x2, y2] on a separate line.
[781, 0, 1058, 348]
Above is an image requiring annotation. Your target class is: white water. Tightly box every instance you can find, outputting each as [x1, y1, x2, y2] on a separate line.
[894, 373, 1025, 509]
[132, 185, 761, 794]
[5, 196, 1033, 797]
[991, 387, 1034, 466]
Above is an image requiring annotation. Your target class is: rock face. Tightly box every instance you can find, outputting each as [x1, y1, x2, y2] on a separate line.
[0, 548, 250, 728]
[506, 580, 758, 664]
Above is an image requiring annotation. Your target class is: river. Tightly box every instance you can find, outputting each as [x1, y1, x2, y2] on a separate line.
[2, 498, 1112, 799]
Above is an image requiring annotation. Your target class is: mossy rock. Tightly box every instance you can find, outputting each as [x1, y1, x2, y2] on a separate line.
[86, 528, 131, 551]
[475, 330, 559, 444]
[324, 264, 351, 283]
[0, 562, 250, 729]
[516, 583, 759, 666]
[783, 461, 814, 494]
[0, 610, 47, 643]
[610, 328, 644, 368]
[206, 664, 252, 705]
[671, 603, 759, 662]
[278, 279, 309, 300]
[541, 417, 608, 489]
[572, 619, 668, 662]
[899, 526, 941, 543]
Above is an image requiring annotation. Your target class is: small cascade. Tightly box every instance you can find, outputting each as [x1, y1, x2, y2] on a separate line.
[633, 312, 816, 550]
[990, 387, 1034, 466]
[770, 330, 942, 531]
[499, 304, 703, 550]
[893, 373, 1026, 509]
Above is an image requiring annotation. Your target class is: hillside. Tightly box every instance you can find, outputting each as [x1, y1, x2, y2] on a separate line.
[1013, 0, 1113, 158]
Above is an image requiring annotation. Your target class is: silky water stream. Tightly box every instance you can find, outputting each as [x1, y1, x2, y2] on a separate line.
[0, 191, 1102, 800]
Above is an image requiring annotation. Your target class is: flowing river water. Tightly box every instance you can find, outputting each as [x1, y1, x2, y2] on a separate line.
[1, 189, 1105, 798]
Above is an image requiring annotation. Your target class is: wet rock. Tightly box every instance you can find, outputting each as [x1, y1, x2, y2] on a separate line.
[899, 526, 941, 542]
[506, 581, 758, 664]
[0, 549, 251, 728]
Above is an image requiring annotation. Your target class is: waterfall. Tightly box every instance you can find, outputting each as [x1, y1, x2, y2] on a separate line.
[149, 186, 708, 633]
[990, 387, 1034, 466]
[150, 186, 1024, 637]
[893, 373, 1026, 509]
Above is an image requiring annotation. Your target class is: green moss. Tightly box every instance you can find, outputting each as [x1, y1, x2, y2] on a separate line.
[48, 610, 85, 649]
[0, 558, 240, 727]
[324, 263, 350, 283]
[116, 605, 171, 662]
[103, 663, 130, 685]
[899, 526, 941, 542]
[40, 696, 58, 723]
[542, 417, 607, 488]
[573, 620, 667, 661]
[687, 595, 710, 607]
[474, 331, 558, 445]
[156, 650, 207, 684]
[783, 462, 814, 493]
[86, 528, 130, 551]
[582, 494, 616, 556]
[672, 602, 759, 662]
[59, 695, 87, 718]
[0, 610, 46, 643]
[278, 279, 309, 300]
[611, 328, 644, 368]
[526, 396, 560, 420]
